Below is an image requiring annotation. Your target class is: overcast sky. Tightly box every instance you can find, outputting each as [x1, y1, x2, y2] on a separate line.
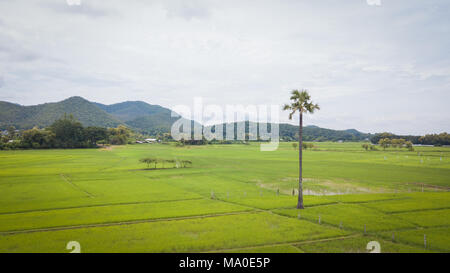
[0, 0, 449, 135]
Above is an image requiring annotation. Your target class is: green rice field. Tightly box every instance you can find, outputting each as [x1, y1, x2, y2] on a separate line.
[0, 142, 449, 253]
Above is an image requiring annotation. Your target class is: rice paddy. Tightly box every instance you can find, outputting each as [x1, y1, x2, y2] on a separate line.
[0, 142, 449, 253]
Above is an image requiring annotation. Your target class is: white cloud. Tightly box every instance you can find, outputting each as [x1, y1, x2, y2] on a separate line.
[0, 0, 449, 135]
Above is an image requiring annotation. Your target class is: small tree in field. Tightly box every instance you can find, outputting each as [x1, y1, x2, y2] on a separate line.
[405, 141, 414, 151]
[292, 143, 298, 150]
[302, 142, 314, 150]
[362, 143, 369, 151]
[140, 158, 156, 169]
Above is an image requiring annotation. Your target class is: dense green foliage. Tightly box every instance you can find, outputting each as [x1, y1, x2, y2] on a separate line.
[377, 138, 414, 151]
[280, 125, 371, 142]
[0, 142, 449, 252]
[95, 100, 192, 135]
[371, 132, 450, 146]
[0, 115, 132, 149]
[2, 97, 447, 144]
[0, 97, 196, 137]
[139, 157, 191, 169]
[203, 122, 371, 142]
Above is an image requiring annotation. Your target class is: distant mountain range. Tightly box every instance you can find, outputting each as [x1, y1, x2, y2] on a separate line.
[0, 96, 370, 141]
[204, 122, 371, 142]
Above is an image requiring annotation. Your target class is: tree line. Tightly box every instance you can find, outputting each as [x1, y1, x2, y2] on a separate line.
[0, 114, 132, 150]
[362, 138, 414, 151]
[292, 142, 314, 150]
[371, 132, 450, 146]
[378, 138, 414, 151]
[139, 158, 192, 169]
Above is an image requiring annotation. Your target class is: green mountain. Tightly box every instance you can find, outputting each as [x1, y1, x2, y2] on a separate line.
[94, 101, 185, 135]
[280, 124, 371, 142]
[94, 101, 171, 122]
[0, 96, 370, 141]
[0, 97, 193, 136]
[204, 122, 370, 142]
[0, 97, 122, 129]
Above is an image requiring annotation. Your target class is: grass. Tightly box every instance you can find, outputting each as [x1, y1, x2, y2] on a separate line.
[274, 203, 416, 232]
[363, 192, 450, 213]
[0, 199, 251, 232]
[381, 227, 450, 252]
[0, 212, 348, 253]
[0, 142, 449, 252]
[295, 235, 436, 253]
[393, 209, 450, 227]
[217, 245, 304, 253]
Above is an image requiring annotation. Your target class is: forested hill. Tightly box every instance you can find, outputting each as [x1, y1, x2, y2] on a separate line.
[94, 100, 187, 135]
[0, 97, 122, 129]
[0, 97, 192, 136]
[94, 101, 172, 122]
[0, 96, 370, 141]
[280, 124, 371, 142]
[203, 122, 371, 142]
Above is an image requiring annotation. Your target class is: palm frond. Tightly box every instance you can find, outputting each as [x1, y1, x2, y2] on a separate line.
[283, 104, 292, 111]
[288, 110, 296, 120]
[284, 89, 320, 116]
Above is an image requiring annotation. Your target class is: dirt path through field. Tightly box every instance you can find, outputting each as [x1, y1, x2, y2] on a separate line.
[60, 174, 95, 198]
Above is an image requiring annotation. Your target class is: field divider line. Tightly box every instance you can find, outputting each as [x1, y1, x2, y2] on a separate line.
[204, 234, 362, 253]
[338, 196, 410, 204]
[60, 174, 95, 198]
[384, 207, 450, 214]
[97, 157, 126, 172]
[356, 199, 450, 215]
[214, 197, 363, 237]
[0, 197, 205, 216]
[0, 210, 260, 236]
[214, 196, 345, 227]
[375, 228, 450, 253]
[212, 195, 341, 211]
[268, 206, 424, 235]
[199, 194, 447, 238]
[374, 224, 450, 233]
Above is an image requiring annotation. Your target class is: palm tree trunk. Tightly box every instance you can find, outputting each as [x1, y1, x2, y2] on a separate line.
[297, 111, 304, 209]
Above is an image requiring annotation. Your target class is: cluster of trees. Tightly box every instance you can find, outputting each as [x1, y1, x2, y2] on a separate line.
[0, 115, 133, 150]
[155, 133, 173, 142]
[107, 125, 132, 145]
[371, 132, 450, 146]
[292, 142, 314, 150]
[376, 138, 414, 151]
[417, 133, 450, 146]
[175, 137, 252, 147]
[361, 143, 378, 151]
[139, 158, 192, 169]
[177, 138, 208, 146]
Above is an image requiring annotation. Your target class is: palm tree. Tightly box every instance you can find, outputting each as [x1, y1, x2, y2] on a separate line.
[283, 89, 320, 209]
